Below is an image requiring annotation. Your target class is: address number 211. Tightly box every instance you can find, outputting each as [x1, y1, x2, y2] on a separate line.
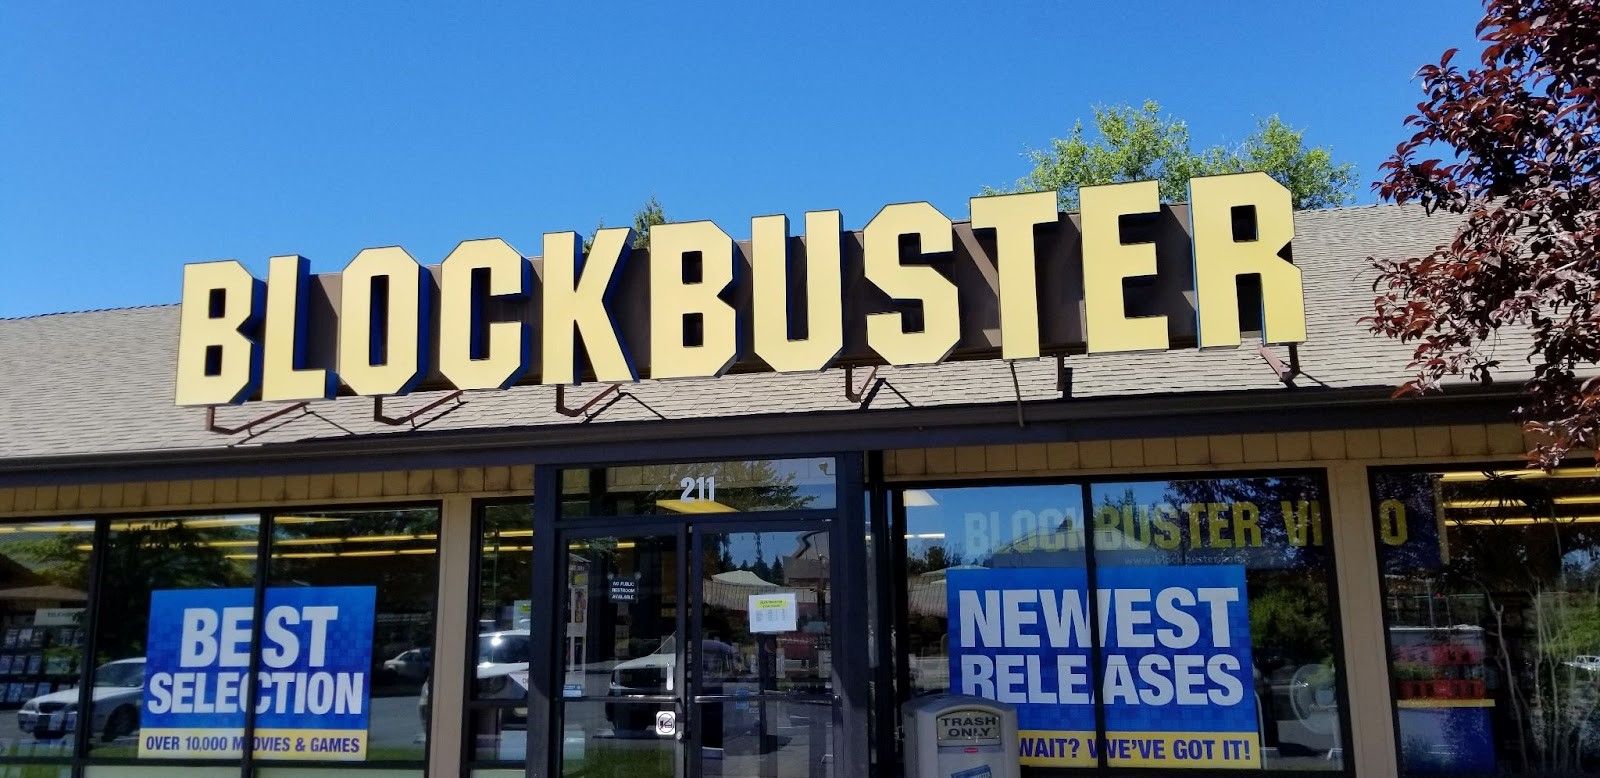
[679, 476, 717, 502]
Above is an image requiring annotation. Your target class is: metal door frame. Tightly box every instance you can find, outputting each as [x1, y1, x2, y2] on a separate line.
[555, 521, 689, 776]
[687, 517, 839, 778]
[527, 453, 868, 778]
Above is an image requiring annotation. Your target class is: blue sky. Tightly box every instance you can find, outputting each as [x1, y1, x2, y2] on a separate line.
[0, 2, 1479, 318]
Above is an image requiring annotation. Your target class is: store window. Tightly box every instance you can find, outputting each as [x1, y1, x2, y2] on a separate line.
[254, 507, 439, 773]
[1374, 466, 1600, 774]
[902, 473, 1344, 773]
[1089, 476, 1343, 771]
[0, 503, 439, 778]
[902, 484, 1087, 701]
[467, 502, 534, 771]
[86, 513, 262, 770]
[0, 519, 93, 764]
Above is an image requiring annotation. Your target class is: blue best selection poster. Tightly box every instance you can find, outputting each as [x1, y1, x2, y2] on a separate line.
[947, 565, 1259, 769]
[138, 585, 376, 760]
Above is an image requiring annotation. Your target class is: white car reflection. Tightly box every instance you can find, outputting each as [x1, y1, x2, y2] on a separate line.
[607, 635, 761, 739]
[1566, 654, 1600, 672]
[17, 658, 144, 742]
[419, 630, 530, 727]
[383, 647, 433, 681]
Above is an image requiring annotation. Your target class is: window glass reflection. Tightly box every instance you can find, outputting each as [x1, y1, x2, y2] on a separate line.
[0, 519, 93, 761]
[1092, 476, 1341, 771]
[903, 476, 1344, 773]
[903, 485, 1086, 698]
[256, 509, 438, 765]
[87, 514, 260, 761]
[468, 503, 533, 765]
[561, 458, 836, 517]
[1376, 467, 1600, 774]
[562, 535, 677, 778]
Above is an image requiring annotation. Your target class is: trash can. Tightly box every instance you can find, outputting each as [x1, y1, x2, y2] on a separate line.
[902, 695, 1020, 778]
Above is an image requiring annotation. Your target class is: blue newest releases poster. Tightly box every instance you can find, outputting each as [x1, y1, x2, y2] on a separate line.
[947, 566, 1258, 768]
[138, 586, 376, 760]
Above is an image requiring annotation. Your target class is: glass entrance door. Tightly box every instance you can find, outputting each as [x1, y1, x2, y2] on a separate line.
[560, 530, 683, 778]
[556, 523, 835, 778]
[691, 526, 834, 778]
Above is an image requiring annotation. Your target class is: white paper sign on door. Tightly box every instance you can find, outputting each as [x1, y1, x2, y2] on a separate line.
[748, 591, 798, 634]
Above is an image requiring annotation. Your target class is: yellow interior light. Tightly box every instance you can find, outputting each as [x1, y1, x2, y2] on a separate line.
[656, 499, 736, 514]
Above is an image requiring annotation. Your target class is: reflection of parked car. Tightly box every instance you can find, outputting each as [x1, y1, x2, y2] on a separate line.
[384, 647, 432, 681]
[420, 630, 530, 727]
[18, 658, 144, 743]
[1566, 655, 1600, 672]
[606, 635, 744, 739]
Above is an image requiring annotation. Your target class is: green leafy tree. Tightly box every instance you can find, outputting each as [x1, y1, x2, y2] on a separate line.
[629, 196, 666, 249]
[584, 196, 668, 252]
[994, 100, 1357, 211]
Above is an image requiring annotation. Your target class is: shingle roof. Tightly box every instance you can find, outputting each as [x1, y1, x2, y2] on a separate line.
[0, 204, 1528, 463]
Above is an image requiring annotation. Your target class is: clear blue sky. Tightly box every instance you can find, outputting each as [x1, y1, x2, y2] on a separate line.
[0, 1, 1479, 318]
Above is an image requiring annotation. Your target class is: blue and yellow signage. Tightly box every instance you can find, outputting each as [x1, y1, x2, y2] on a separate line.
[139, 586, 376, 761]
[947, 565, 1259, 769]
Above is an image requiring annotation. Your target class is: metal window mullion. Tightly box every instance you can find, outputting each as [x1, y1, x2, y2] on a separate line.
[832, 452, 870, 778]
[527, 466, 561, 778]
[1081, 485, 1110, 770]
[866, 450, 898, 774]
[687, 525, 704, 778]
[418, 501, 445, 773]
[71, 517, 111, 776]
[239, 511, 274, 778]
[1322, 470, 1359, 778]
[888, 486, 911, 754]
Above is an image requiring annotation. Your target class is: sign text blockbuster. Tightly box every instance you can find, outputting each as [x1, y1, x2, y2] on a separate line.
[175, 173, 1305, 405]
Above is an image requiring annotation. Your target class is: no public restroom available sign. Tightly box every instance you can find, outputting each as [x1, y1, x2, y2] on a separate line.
[139, 586, 376, 760]
[947, 566, 1258, 768]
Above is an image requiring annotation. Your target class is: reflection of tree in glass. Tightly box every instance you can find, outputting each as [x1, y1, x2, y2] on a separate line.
[1158, 478, 1335, 675]
[5, 532, 93, 589]
[271, 510, 439, 670]
[1245, 571, 1334, 668]
[478, 505, 533, 627]
[649, 460, 814, 513]
[1379, 470, 1600, 772]
[906, 544, 964, 578]
[1100, 479, 1337, 697]
[1162, 476, 1329, 568]
[93, 523, 255, 664]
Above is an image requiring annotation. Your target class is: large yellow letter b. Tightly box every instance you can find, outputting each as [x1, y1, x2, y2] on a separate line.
[175, 261, 263, 406]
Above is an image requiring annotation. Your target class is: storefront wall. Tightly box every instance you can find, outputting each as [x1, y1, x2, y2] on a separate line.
[0, 423, 1544, 777]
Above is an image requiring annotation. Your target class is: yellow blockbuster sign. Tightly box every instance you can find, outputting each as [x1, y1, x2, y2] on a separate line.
[174, 172, 1306, 406]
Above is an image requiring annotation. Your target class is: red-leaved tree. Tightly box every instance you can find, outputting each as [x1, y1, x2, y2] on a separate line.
[1368, 0, 1600, 468]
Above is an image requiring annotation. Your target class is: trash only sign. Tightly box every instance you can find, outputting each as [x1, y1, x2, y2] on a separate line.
[947, 566, 1259, 769]
[139, 586, 376, 760]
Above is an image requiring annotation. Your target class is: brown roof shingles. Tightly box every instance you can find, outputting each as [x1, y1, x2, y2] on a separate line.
[0, 204, 1528, 461]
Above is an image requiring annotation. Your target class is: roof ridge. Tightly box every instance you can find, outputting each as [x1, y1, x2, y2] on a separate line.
[0, 204, 1418, 323]
[0, 302, 178, 322]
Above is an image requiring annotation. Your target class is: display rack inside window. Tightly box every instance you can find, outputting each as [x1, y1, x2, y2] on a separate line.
[1391, 631, 1489, 704]
[0, 620, 83, 709]
[0, 518, 94, 760]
